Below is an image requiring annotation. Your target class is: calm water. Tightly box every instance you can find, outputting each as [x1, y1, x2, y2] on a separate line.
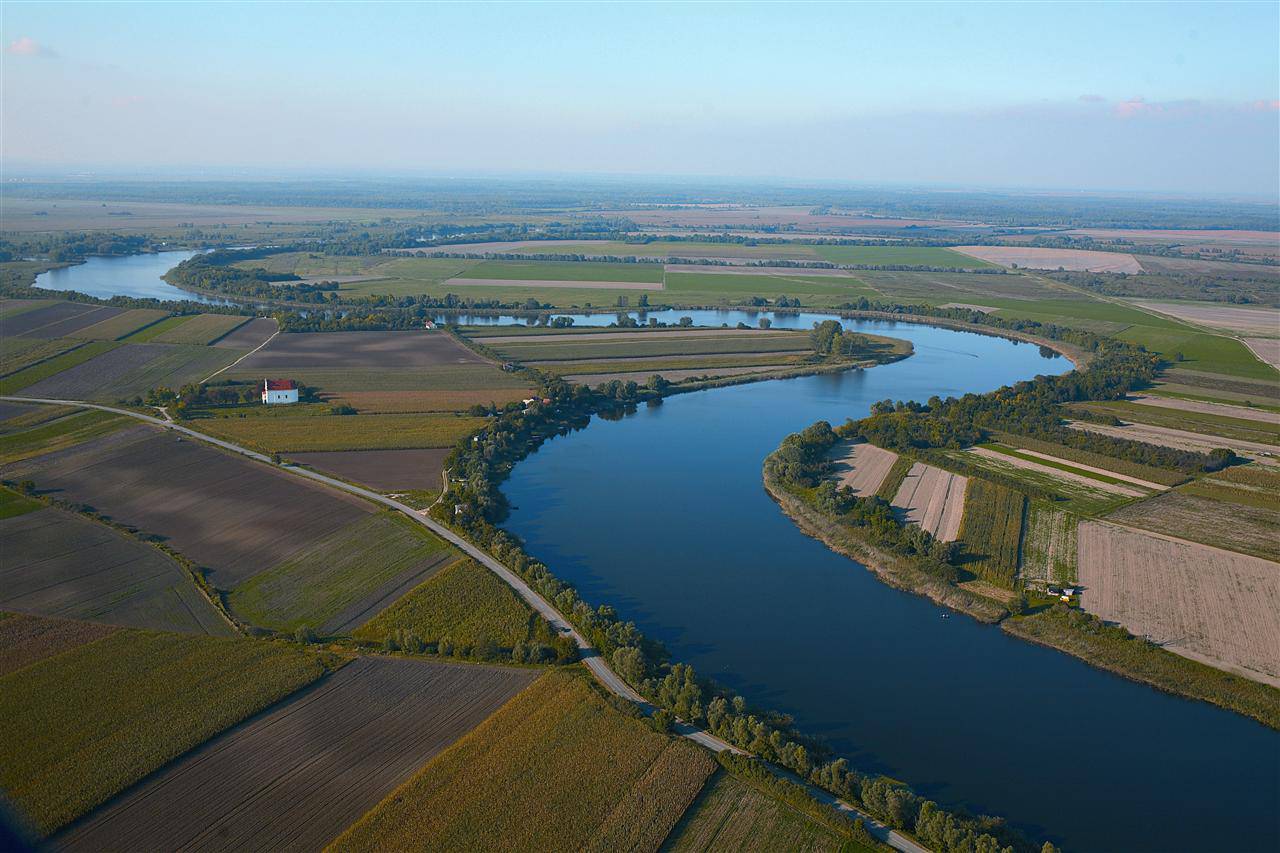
[34, 251, 229, 304]
[502, 320, 1280, 852]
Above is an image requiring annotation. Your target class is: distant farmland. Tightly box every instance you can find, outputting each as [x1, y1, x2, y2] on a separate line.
[53, 657, 536, 853]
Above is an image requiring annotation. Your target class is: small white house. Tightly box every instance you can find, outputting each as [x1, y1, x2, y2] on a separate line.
[262, 379, 299, 405]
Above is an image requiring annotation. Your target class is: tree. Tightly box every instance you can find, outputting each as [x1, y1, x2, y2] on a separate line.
[678, 316, 693, 327]
[294, 625, 316, 644]
[649, 708, 674, 733]
[759, 317, 772, 329]
[638, 293, 649, 307]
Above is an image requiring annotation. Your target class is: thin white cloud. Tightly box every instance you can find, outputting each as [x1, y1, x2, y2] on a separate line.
[5, 36, 56, 58]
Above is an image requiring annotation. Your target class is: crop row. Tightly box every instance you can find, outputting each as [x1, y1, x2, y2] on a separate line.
[957, 479, 1026, 588]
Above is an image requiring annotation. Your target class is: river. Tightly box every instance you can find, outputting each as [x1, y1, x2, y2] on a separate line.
[501, 319, 1279, 852]
[34, 256, 1280, 850]
[33, 250, 230, 304]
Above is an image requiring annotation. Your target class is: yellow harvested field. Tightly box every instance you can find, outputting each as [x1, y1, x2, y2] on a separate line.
[892, 462, 967, 541]
[828, 441, 898, 497]
[1069, 420, 1280, 464]
[442, 277, 663, 290]
[1078, 521, 1280, 686]
[1128, 300, 1279, 336]
[1132, 394, 1279, 425]
[1243, 338, 1280, 370]
[968, 447, 1152, 497]
[953, 246, 1142, 273]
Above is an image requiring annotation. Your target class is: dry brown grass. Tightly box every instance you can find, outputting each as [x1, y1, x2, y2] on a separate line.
[1077, 521, 1280, 686]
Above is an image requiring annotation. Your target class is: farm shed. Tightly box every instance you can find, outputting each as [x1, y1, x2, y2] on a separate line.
[262, 378, 299, 404]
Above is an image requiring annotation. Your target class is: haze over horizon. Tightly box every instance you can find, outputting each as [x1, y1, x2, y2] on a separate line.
[3, 1, 1279, 195]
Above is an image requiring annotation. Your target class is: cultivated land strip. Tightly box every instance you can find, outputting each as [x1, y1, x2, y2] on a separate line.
[0, 394, 923, 853]
[1131, 393, 1280, 425]
[968, 446, 1149, 497]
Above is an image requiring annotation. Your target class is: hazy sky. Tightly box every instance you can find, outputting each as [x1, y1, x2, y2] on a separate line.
[3, 1, 1278, 194]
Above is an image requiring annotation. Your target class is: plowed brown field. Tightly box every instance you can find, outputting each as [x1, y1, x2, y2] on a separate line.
[892, 462, 967, 541]
[53, 657, 536, 853]
[1077, 521, 1280, 685]
[828, 441, 898, 497]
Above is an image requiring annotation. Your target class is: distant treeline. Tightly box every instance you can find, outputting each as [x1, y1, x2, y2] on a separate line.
[1044, 269, 1278, 306]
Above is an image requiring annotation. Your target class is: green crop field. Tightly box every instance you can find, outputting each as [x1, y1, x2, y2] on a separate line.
[195, 412, 487, 452]
[665, 771, 852, 853]
[329, 670, 716, 853]
[0, 337, 81, 378]
[535, 353, 807, 376]
[0, 628, 326, 836]
[1018, 504, 1079, 585]
[664, 271, 879, 301]
[228, 511, 454, 634]
[458, 259, 665, 283]
[225, 364, 520, 393]
[814, 245, 996, 268]
[70, 309, 171, 341]
[1115, 326, 1277, 381]
[1073, 400, 1280, 446]
[957, 479, 1026, 588]
[992, 432, 1189, 487]
[0, 341, 119, 394]
[149, 314, 250, 345]
[0, 408, 131, 465]
[353, 558, 538, 649]
[0, 485, 41, 520]
[947, 449, 1127, 516]
[121, 315, 195, 342]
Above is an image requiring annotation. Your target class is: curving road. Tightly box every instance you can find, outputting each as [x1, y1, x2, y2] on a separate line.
[1, 394, 928, 853]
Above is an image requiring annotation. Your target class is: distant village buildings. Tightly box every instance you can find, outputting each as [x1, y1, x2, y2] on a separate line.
[262, 379, 299, 404]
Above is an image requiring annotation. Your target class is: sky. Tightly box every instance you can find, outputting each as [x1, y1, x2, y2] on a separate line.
[3, 1, 1278, 195]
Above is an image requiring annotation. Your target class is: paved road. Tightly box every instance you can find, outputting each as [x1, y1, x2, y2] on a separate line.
[1, 394, 927, 853]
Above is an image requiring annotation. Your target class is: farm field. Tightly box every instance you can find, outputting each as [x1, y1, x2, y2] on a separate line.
[953, 246, 1143, 273]
[230, 329, 485, 370]
[68, 309, 169, 341]
[0, 336, 80, 377]
[968, 446, 1152, 497]
[0, 503, 232, 636]
[457, 259, 666, 283]
[352, 558, 538, 649]
[945, 446, 1128, 515]
[1018, 503, 1078, 585]
[534, 353, 808, 377]
[1128, 392, 1279, 424]
[5, 425, 372, 588]
[0, 301, 124, 339]
[956, 479, 1025, 588]
[1072, 400, 1280, 446]
[814, 244, 995, 268]
[53, 657, 536, 853]
[1110, 324, 1276, 381]
[148, 313, 251, 345]
[1243, 337, 1280, 369]
[489, 330, 811, 362]
[891, 462, 967, 541]
[210, 316, 278, 349]
[426, 238, 828, 260]
[194, 412, 486, 452]
[665, 770, 850, 853]
[321, 387, 533, 413]
[828, 440, 899, 497]
[289, 447, 451, 490]
[991, 431, 1189, 487]
[1105, 488, 1280, 562]
[0, 408, 132, 465]
[13, 342, 244, 401]
[227, 511, 454, 635]
[564, 364, 787, 384]
[1069, 419, 1280, 464]
[1128, 300, 1279, 335]
[1077, 521, 1280, 686]
[330, 670, 717, 853]
[0, 612, 117, 677]
[1158, 367, 1280, 405]
[0, 625, 326, 835]
[0, 340, 119, 395]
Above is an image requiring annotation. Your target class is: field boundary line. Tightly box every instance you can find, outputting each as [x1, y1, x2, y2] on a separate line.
[0, 393, 928, 853]
[199, 325, 280, 383]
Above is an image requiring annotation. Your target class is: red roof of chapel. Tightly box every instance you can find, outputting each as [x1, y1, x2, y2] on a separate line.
[264, 379, 297, 390]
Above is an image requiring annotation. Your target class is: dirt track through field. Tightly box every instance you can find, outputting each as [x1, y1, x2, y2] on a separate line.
[52, 657, 537, 853]
[443, 277, 663, 291]
[1077, 521, 1280, 686]
[211, 318, 278, 349]
[1131, 393, 1279, 425]
[233, 330, 484, 369]
[953, 246, 1142, 273]
[967, 447, 1149, 497]
[828, 441, 898, 497]
[1242, 337, 1280, 369]
[892, 462, 967, 541]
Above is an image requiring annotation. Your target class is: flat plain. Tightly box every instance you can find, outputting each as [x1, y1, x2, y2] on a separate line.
[329, 670, 717, 853]
[288, 447, 451, 490]
[0, 625, 325, 835]
[1077, 521, 1280, 686]
[0, 612, 117, 677]
[828, 440, 899, 497]
[53, 657, 536, 853]
[0, 504, 232, 635]
[953, 245, 1143, 273]
[1105, 488, 1280, 561]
